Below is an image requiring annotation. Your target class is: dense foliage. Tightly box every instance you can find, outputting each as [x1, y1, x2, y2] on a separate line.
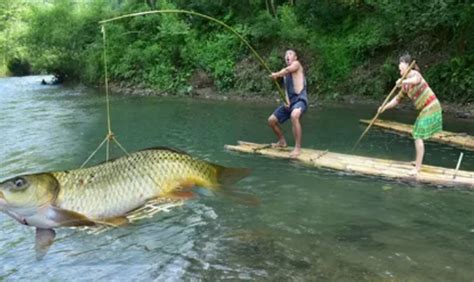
[1, 0, 473, 104]
[0, 0, 29, 75]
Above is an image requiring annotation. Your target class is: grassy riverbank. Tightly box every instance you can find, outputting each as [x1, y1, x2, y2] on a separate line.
[107, 80, 474, 120]
[1, 1, 473, 105]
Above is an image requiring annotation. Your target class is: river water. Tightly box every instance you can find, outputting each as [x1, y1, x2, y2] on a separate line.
[1, 76, 473, 281]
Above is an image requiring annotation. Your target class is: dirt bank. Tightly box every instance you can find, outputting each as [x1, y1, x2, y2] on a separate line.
[108, 82, 474, 120]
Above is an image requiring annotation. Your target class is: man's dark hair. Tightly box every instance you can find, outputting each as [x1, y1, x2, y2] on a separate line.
[286, 48, 298, 58]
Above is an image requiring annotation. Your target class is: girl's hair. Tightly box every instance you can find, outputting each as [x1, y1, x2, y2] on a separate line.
[399, 53, 420, 71]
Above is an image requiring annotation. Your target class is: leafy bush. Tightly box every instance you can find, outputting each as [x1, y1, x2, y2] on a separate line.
[5, 0, 470, 104]
[278, 5, 308, 44]
[426, 56, 474, 104]
[249, 10, 280, 45]
[7, 57, 31, 76]
[0, 0, 29, 76]
[25, 0, 107, 80]
[187, 32, 242, 90]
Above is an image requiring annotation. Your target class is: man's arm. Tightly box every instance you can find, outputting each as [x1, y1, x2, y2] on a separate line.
[270, 61, 300, 79]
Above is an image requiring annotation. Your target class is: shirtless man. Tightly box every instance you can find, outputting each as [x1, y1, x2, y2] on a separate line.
[268, 49, 308, 158]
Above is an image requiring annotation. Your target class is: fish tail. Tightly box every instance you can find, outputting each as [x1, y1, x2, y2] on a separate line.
[214, 165, 251, 187]
[212, 165, 258, 206]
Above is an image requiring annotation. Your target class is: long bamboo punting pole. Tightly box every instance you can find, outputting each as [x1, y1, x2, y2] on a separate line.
[352, 60, 416, 151]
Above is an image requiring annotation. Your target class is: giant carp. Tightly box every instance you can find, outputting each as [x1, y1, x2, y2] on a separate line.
[0, 147, 249, 259]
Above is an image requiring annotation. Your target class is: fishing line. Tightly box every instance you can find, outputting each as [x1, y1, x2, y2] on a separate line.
[98, 9, 286, 102]
[83, 9, 285, 166]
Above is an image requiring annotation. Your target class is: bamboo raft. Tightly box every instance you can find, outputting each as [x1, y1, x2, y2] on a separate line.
[224, 141, 474, 189]
[360, 119, 474, 151]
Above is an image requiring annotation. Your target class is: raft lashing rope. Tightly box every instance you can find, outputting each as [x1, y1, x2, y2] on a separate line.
[81, 9, 285, 167]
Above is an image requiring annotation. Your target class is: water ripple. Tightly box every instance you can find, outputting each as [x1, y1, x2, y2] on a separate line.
[1, 76, 474, 280]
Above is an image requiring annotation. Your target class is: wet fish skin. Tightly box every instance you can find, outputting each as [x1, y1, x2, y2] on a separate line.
[52, 148, 228, 220]
[0, 147, 249, 259]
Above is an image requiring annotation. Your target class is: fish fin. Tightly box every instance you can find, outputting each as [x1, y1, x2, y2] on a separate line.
[215, 188, 261, 207]
[214, 165, 251, 187]
[211, 166, 254, 204]
[50, 207, 96, 227]
[163, 179, 197, 199]
[168, 190, 196, 200]
[176, 179, 197, 190]
[125, 197, 183, 222]
[35, 228, 56, 260]
[94, 216, 129, 227]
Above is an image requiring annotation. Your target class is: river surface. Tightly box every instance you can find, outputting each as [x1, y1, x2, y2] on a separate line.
[1, 76, 473, 281]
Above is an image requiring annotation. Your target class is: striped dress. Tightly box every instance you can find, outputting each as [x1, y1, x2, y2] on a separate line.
[396, 71, 443, 140]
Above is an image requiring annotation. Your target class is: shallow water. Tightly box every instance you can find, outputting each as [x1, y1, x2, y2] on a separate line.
[1, 76, 473, 281]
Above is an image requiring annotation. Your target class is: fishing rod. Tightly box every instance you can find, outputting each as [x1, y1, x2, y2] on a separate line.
[83, 9, 288, 167]
[99, 9, 288, 105]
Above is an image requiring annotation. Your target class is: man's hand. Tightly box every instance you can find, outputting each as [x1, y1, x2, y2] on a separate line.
[270, 73, 279, 80]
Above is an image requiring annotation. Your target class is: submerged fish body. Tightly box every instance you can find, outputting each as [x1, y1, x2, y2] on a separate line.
[0, 147, 249, 259]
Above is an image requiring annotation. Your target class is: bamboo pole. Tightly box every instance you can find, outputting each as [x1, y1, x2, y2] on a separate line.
[453, 152, 464, 180]
[359, 119, 474, 151]
[352, 60, 416, 151]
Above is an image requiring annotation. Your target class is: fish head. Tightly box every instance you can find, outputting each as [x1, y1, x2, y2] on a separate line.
[0, 173, 59, 212]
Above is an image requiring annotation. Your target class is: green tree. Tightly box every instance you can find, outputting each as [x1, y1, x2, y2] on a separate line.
[25, 0, 106, 81]
[11, 0, 473, 103]
[0, 0, 29, 76]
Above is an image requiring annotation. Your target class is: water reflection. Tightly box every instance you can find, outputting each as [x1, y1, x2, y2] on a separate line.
[0, 76, 473, 280]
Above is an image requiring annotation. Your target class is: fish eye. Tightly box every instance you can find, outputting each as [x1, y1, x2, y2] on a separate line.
[11, 177, 27, 190]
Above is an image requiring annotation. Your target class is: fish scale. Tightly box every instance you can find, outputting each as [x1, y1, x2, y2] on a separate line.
[0, 147, 249, 260]
[51, 149, 223, 219]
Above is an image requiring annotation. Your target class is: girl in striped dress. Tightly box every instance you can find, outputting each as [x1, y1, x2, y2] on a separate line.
[379, 54, 443, 175]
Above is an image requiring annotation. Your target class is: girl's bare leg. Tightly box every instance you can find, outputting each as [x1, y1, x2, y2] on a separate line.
[410, 139, 424, 175]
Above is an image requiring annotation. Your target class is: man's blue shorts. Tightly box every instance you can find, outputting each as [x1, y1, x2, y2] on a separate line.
[272, 100, 307, 124]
